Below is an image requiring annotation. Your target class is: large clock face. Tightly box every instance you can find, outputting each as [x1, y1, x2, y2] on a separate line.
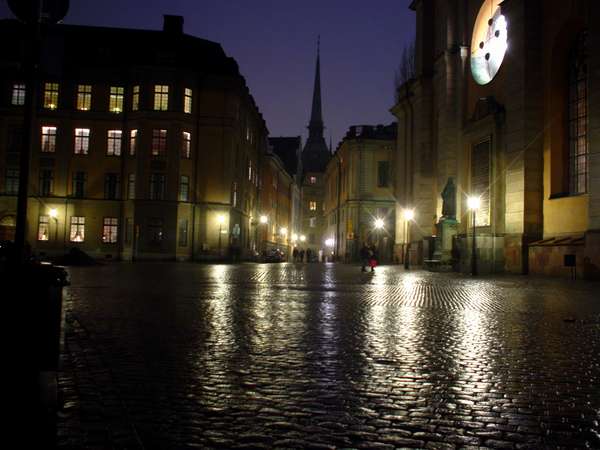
[471, 0, 508, 85]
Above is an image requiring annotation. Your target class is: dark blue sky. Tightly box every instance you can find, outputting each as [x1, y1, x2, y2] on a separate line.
[1, 0, 415, 148]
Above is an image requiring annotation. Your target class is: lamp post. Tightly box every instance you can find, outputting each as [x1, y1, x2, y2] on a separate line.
[403, 209, 414, 270]
[217, 214, 225, 257]
[467, 196, 481, 276]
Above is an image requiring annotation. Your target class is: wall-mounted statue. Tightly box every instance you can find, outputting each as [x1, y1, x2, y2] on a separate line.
[441, 177, 456, 220]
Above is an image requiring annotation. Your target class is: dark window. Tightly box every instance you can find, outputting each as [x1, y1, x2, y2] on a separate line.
[179, 175, 189, 202]
[127, 173, 136, 200]
[568, 32, 588, 194]
[39, 169, 53, 196]
[5, 168, 19, 194]
[104, 173, 120, 200]
[178, 219, 188, 246]
[149, 218, 163, 243]
[152, 129, 167, 156]
[377, 161, 390, 187]
[7, 127, 23, 153]
[150, 173, 166, 200]
[72, 171, 86, 198]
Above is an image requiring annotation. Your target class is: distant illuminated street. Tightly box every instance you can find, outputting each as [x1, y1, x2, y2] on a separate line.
[59, 263, 600, 449]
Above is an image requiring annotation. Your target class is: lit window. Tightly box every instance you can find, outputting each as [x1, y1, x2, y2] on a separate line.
[38, 215, 49, 241]
[102, 217, 118, 243]
[179, 175, 189, 202]
[77, 84, 92, 111]
[72, 171, 86, 198]
[182, 131, 191, 158]
[129, 129, 137, 155]
[11, 83, 26, 106]
[104, 173, 119, 200]
[107, 130, 122, 156]
[69, 216, 85, 242]
[184, 88, 192, 113]
[127, 173, 135, 200]
[152, 129, 167, 156]
[43, 82, 59, 109]
[309, 201, 317, 211]
[39, 170, 53, 196]
[150, 173, 166, 200]
[109, 86, 124, 113]
[153, 84, 169, 111]
[5, 168, 19, 195]
[309, 217, 316, 228]
[74, 128, 90, 155]
[310, 176, 317, 184]
[41, 126, 57, 153]
[132, 85, 140, 111]
[568, 32, 588, 195]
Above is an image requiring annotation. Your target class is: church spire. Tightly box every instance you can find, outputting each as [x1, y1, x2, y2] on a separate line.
[308, 36, 324, 139]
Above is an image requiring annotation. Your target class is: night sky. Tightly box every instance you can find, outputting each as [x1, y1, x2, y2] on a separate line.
[0, 0, 415, 148]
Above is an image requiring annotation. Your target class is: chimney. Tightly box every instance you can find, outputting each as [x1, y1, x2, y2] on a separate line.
[163, 15, 184, 34]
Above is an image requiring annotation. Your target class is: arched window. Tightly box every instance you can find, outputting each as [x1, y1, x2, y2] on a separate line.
[568, 32, 588, 194]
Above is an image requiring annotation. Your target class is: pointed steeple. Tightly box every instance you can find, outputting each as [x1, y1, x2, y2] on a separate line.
[302, 36, 330, 174]
[309, 36, 324, 135]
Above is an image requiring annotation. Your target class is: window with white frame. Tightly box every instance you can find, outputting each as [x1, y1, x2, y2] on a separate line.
[74, 128, 90, 155]
[179, 175, 189, 202]
[43, 82, 59, 109]
[309, 217, 316, 228]
[132, 85, 140, 111]
[102, 217, 118, 243]
[12, 83, 26, 106]
[154, 84, 169, 111]
[182, 131, 191, 158]
[107, 130, 122, 156]
[129, 129, 137, 155]
[109, 86, 124, 113]
[41, 126, 57, 153]
[184, 88, 192, 113]
[70, 216, 85, 242]
[152, 129, 167, 156]
[38, 215, 49, 241]
[77, 84, 92, 111]
[310, 176, 317, 184]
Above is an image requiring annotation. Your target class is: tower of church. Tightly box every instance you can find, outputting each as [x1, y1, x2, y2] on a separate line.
[302, 38, 330, 173]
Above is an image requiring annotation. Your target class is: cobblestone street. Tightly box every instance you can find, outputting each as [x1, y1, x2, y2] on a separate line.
[58, 263, 600, 449]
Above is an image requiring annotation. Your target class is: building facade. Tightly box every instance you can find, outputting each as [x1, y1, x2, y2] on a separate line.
[0, 16, 269, 261]
[324, 124, 397, 262]
[392, 0, 600, 279]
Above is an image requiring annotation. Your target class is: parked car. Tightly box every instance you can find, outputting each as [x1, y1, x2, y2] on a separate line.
[262, 248, 285, 263]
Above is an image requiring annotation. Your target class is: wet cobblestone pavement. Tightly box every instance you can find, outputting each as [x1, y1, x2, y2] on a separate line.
[58, 263, 600, 449]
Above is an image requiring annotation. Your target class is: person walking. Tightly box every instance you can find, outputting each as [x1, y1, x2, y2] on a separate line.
[360, 243, 370, 272]
[300, 248, 305, 263]
[369, 246, 379, 272]
[292, 247, 299, 262]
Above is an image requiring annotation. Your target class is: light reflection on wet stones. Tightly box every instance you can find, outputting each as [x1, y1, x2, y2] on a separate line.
[59, 263, 600, 449]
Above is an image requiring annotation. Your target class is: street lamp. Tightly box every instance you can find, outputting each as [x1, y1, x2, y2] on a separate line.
[300, 235, 306, 243]
[217, 214, 226, 257]
[259, 215, 268, 224]
[373, 218, 385, 230]
[403, 209, 414, 270]
[467, 196, 481, 276]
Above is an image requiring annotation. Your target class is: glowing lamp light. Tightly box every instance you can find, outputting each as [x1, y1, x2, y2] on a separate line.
[467, 196, 481, 211]
[374, 218, 385, 229]
[403, 209, 415, 221]
[48, 208, 58, 219]
[280, 227, 288, 237]
[259, 215, 268, 224]
[300, 235, 306, 242]
[217, 214, 226, 224]
[325, 238, 335, 247]
[292, 233, 298, 242]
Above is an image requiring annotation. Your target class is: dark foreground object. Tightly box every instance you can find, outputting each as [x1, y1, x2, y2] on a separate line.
[5, 261, 68, 449]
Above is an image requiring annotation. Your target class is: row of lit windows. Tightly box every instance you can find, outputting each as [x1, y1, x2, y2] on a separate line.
[7, 168, 190, 202]
[39, 126, 192, 158]
[37, 215, 190, 247]
[11, 83, 193, 114]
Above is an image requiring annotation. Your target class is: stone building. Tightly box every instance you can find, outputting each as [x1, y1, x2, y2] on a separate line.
[392, 0, 600, 279]
[0, 16, 268, 261]
[300, 42, 331, 261]
[324, 124, 397, 262]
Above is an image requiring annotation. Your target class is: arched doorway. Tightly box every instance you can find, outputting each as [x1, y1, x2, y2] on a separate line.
[0, 215, 16, 241]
